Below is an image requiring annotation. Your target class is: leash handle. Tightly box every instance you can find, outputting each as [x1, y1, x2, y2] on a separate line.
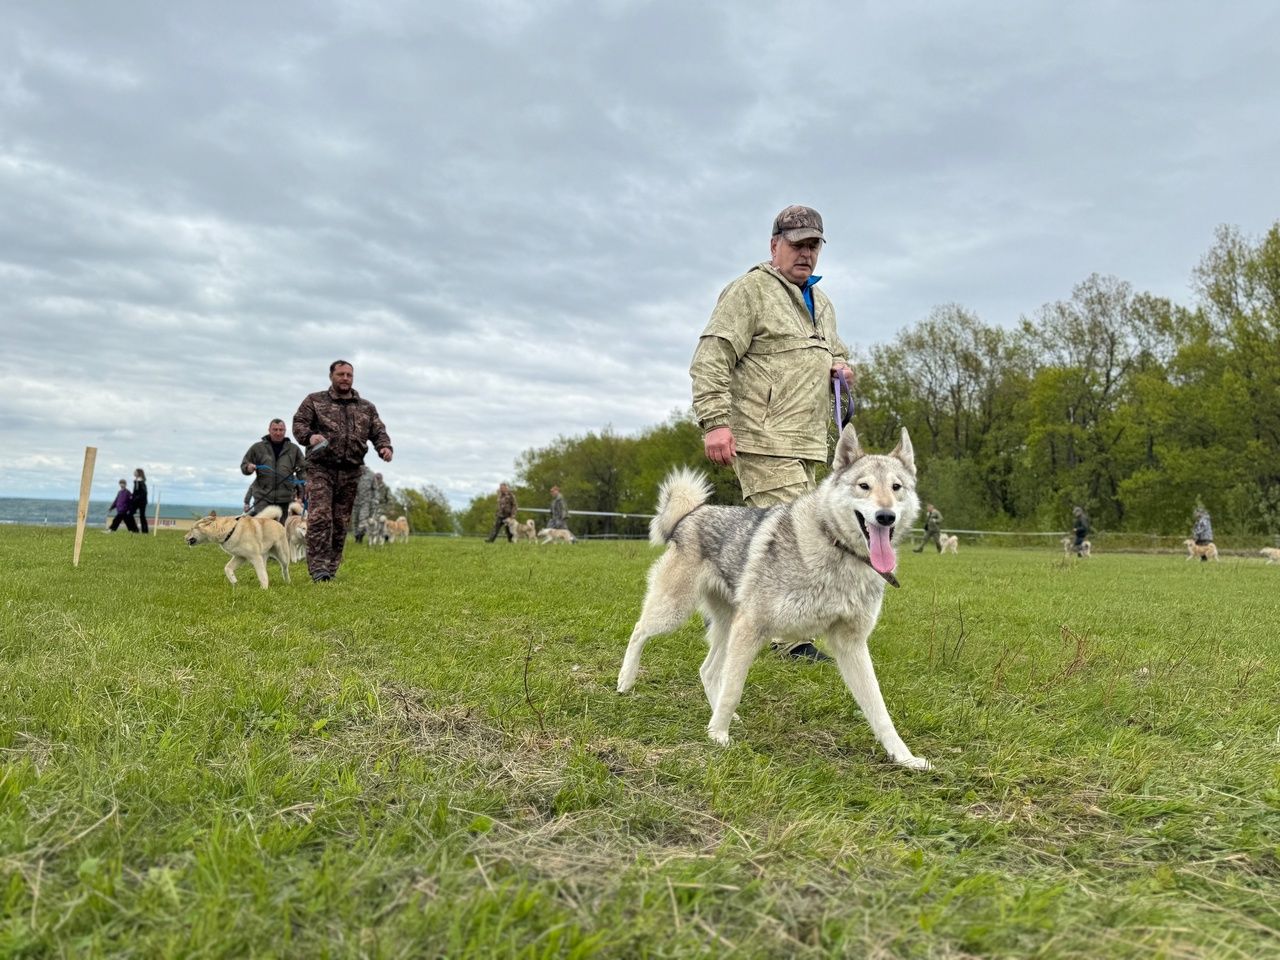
[832, 375, 854, 428]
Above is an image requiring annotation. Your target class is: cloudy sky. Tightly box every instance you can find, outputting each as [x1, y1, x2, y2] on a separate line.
[4, 1, 1278, 510]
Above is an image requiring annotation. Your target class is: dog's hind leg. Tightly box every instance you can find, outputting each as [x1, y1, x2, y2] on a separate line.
[617, 553, 697, 693]
[698, 600, 734, 709]
[829, 624, 930, 770]
[275, 547, 291, 584]
[706, 616, 768, 745]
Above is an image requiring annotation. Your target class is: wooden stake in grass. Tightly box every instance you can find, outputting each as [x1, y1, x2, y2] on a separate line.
[152, 486, 160, 536]
[72, 445, 97, 567]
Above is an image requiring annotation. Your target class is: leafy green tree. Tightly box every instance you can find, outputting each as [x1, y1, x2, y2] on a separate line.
[389, 484, 456, 535]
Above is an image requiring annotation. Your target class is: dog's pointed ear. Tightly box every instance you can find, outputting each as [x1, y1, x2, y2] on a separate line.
[209, 510, 217, 518]
[833, 422, 865, 470]
[890, 427, 916, 476]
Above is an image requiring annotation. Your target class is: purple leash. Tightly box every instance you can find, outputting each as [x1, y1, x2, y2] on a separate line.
[832, 375, 855, 428]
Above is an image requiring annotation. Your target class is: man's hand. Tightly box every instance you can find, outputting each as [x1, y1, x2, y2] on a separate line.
[310, 434, 327, 446]
[240, 461, 254, 476]
[378, 447, 393, 463]
[831, 362, 855, 388]
[703, 426, 736, 466]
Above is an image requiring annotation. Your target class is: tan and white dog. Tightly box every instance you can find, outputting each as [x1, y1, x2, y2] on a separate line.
[617, 424, 930, 769]
[1184, 539, 1219, 561]
[537, 526, 577, 545]
[1260, 547, 1280, 564]
[505, 517, 537, 542]
[386, 515, 411, 543]
[940, 533, 958, 554]
[284, 502, 307, 562]
[184, 506, 292, 589]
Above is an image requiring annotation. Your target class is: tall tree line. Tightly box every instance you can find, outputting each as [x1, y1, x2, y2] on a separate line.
[441, 222, 1279, 538]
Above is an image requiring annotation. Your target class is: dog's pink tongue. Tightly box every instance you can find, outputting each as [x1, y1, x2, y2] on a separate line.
[868, 524, 896, 574]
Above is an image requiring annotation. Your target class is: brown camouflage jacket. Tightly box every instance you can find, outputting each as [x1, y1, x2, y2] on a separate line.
[292, 387, 393, 469]
[497, 488, 517, 519]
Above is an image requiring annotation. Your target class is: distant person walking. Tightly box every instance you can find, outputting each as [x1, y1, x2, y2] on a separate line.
[1071, 506, 1090, 557]
[546, 485, 568, 531]
[352, 467, 389, 542]
[913, 503, 943, 553]
[106, 479, 138, 533]
[292, 360, 393, 582]
[1191, 507, 1214, 562]
[131, 468, 149, 534]
[241, 418, 304, 523]
[485, 483, 517, 542]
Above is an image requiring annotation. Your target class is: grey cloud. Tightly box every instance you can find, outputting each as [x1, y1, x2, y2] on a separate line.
[3, 1, 1278, 507]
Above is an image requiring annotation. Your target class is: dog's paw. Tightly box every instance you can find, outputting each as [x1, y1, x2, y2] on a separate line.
[895, 755, 932, 771]
[707, 728, 731, 747]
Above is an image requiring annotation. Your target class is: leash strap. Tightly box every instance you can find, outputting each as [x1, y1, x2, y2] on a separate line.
[832, 375, 854, 428]
[221, 516, 242, 543]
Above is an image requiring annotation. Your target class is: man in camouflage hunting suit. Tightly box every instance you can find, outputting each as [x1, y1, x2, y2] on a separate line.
[292, 360, 393, 581]
[240, 418, 304, 523]
[690, 205, 854, 661]
[484, 482, 517, 542]
[352, 467, 389, 542]
[914, 503, 943, 553]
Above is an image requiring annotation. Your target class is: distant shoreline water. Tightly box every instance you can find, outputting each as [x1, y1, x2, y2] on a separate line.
[0, 497, 242, 527]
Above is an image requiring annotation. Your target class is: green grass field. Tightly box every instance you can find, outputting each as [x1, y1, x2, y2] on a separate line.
[1, 528, 1278, 958]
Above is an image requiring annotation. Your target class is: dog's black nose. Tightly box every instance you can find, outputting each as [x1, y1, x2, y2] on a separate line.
[875, 509, 896, 527]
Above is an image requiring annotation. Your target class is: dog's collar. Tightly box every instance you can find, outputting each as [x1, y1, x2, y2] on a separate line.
[222, 516, 243, 544]
[820, 521, 900, 589]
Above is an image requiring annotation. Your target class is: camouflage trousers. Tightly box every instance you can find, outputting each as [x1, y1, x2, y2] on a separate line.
[733, 452, 819, 655]
[914, 529, 942, 553]
[733, 452, 818, 507]
[305, 465, 362, 579]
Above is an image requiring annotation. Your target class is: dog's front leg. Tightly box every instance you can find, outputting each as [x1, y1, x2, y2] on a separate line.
[223, 556, 242, 586]
[249, 556, 270, 589]
[829, 627, 931, 771]
[707, 619, 766, 746]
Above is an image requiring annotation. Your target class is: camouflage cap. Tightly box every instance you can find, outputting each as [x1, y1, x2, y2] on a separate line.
[772, 205, 825, 243]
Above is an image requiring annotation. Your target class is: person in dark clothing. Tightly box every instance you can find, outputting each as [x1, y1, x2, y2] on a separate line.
[292, 360, 393, 582]
[1072, 506, 1090, 557]
[107, 479, 138, 532]
[485, 483, 517, 542]
[131, 468, 149, 534]
[241, 419, 305, 523]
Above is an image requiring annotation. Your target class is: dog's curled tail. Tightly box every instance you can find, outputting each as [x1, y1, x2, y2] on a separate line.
[257, 505, 283, 521]
[288, 501, 304, 516]
[650, 467, 712, 546]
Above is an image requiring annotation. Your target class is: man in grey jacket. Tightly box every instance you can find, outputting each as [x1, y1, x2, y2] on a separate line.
[690, 205, 854, 660]
[240, 419, 304, 523]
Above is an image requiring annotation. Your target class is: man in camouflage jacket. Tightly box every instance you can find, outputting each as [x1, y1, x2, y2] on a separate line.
[292, 360, 393, 581]
[240, 418, 304, 522]
[914, 504, 943, 553]
[485, 483, 517, 542]
[689, 205, 854, 660]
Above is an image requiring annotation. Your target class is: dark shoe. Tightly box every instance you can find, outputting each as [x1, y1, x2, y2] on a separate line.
[786, 642, 833, 662]
[312, 573, 333, 582]
[355, 534, 364, 543]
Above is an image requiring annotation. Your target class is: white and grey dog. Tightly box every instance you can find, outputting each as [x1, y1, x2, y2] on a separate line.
[617, 424, 930, 770]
